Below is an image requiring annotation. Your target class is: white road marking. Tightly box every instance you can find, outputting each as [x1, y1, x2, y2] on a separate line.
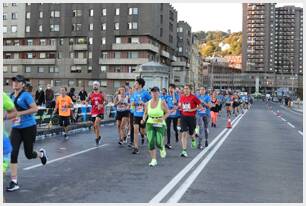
[167, 113, 246, 203]
[281, 117, 286, 122]
[287, 122, 295, 128]
[298, 131, 303, 136]
[149, 114, 243, 203]
[23, 144, 109, 170]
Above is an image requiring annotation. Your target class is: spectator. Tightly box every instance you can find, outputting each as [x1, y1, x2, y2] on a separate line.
[45, 84, 55, 108]
[35, 87, 45, 106]
[78, 87, 88, 102]
[68, 88, 77, 103]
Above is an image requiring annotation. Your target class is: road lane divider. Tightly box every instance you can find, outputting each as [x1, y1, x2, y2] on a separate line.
[287, 122, 295, 128]
[298, 131, 303, 136]
[24, 144, 109, 171]
[167, 112, 246, 203]
[149, 113, 244, 203]
[281, 117, 286, 122]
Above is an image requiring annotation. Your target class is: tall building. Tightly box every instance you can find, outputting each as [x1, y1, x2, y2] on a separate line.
[275, 6, 303, 75]
[3, 3, 178, 93]
[3, 3, 26, 38]
[190, 34, 203, 89]
[171, 21, 192, 87]
[242, 3, 276, 73]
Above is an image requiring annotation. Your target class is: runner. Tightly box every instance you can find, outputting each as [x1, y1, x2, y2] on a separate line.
[114, 86, 130, 145]
[3, 93, 17, 174]
[232, 92, 240, 116]
[210, 90, 219, 128]
[178, 84, 202, 157]
[53, 87, 73, 140]
[224, 91, 232, 118]
[160, 88, 167, 101]
[165, 83, 180, 149]
[130, 78, 151, 154]
[142, 87, 169, 166]
[196, 87, 211, 149]
[7, 75, 48, 192]
[87, 81, 106, 146]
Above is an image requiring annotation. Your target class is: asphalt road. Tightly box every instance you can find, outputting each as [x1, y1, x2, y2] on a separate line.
[4, 101, 303, 203]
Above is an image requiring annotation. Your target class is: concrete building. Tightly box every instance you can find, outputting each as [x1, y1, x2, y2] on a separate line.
[189, 34, 203, 89]
[3, 3, 26, 38]
[3, 3, 178, 93]
[171, 21, 192, 87]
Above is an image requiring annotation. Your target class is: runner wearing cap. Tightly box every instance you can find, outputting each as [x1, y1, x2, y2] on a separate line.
[87, 81, 106, 146]
[142, 87, 169, 166]
[7, 75, 48, 192]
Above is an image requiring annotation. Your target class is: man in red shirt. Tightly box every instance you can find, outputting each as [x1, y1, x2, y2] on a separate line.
[178, 84, 202, 157]
[87, 81, 106, 146]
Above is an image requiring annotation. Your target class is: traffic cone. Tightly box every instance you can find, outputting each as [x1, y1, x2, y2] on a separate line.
[226, 118, 232, 129]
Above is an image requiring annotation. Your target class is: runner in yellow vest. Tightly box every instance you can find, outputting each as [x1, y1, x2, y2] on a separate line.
[141, 87, 169, 167]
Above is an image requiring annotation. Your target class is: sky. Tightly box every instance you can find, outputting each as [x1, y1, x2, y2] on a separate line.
[172, 3, 303, 33]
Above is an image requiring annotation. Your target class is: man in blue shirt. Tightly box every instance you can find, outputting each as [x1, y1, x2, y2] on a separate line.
[7, 75, 48, 192]
[165, 83, 180, 149]
[130, 78, 151, 154]
[196, 87, 211, 149]
[160, 88, 168, 101]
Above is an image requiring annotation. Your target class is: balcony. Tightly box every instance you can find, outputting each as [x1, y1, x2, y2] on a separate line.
[161, 50, 170, 58]
[4, 59, 56, 65]
[106, 72, 138, 80]
[171, 61, 187, 67]
[112, 43, 159, 53]
[99, 58, 149, 65]
[4, 45, 57, 52]
[72, 44, 88, 51]
[73, 58, 87, 64]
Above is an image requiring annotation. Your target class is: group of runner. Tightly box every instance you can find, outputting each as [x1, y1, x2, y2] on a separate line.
[3, 75, 253, 192]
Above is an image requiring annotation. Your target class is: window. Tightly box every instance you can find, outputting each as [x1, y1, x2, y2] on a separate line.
[39, 25, 42, 32]
[160, 15, 163, 24]
[27, 39, 33, 45]
[11, 25, 17, 33]
[25, 66, 31, 73]
[39, 11, 43, 18]
[12, 3, 17, 6]
[3, 3, 8, 7]
[115, 8, 120, 15]
[102, 37, 106, 45]
[169, 35, 173, 43]
[49, 66, 59, 73]
[3, 66, 8, 73]
[178, 47, 182, 52]
[114, 81, 120, 88]
[50, 24, 59, 32]
[40, 39, 46, 45]
[132, 22, 138, 29]
[38, 67, 45, 73]
[72, 24, 82, 31]
[55, 80, 61, 86]
[40, 53, 46, 59]
[102, 8, 107, 16]
[102, 23, 106, 31]
[177, 27, 183, 32]
[101, 65, 107, 72]
[12, 66, 18, 73]
[89, 23, 94, 31]
[115, 22, 119, 30]
[50, 39, 56, 46]
[88, 80, 94, 86]
[128, 66, 136, 73]
[58, 52, 63, 59]
[89, 9, 94, 16]
[169, 23, 173, 32]
[88, 52, 92, 59]
[70, 52, 74, 58]
[26, 26, 30, 33]
[71, 65, 82, 73]
[114, 52, 120, 59]
[89, 37, 93, 45]
[160, 28, 163, 37]
[73, 9, 82, 17]
[3, 26, 7, 33]
[68, 80, 75, 87]
[60, 38, 64, 45]
[131, 37, 139, 43]
[26, 12, 30, 19]
[128, 22, 138, 29]
[51, 11, 60, 18]
[27, 53, 33, 59]
[88, 66, 92, 73]
[129, 8, 138, 15]
[102, 52, 108, 59]
[128, 51, 138, 58]
[12, 12, 17, 20]
[115, 37, 121, 44]
[3, 13, 7, 20]
[101, 80, 107, 87]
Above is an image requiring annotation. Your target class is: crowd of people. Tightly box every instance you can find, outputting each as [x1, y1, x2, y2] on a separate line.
[3, 74, 253, 192]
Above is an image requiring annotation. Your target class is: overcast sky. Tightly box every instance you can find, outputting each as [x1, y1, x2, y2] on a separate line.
[172, 3, 303, 33]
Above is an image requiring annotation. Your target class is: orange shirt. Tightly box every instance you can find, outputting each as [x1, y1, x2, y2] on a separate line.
[56, 95, 73, 117]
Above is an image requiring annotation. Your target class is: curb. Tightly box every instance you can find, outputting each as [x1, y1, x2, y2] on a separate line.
[36, 119, 116, 141]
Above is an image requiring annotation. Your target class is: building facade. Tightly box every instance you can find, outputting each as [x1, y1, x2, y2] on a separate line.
[3, 3, 178, 93]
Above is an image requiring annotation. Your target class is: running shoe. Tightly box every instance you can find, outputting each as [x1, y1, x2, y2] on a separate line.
[39, 148, 48, 165]
[149, 159, 157, 167]
[118, 140, 123, 145]
[205, 139, 209, 147]
[180, 150, 188, 157]
[132, 147, 139, 154]
[95, 136, 101, 146]
[191, 139, 197, 149]
[165, 144, 172, 149]
[6, 181, 20, 192]
[128, 142, 133, 148]
[160, 146, 167, 158]
[198, 144, 204, 150]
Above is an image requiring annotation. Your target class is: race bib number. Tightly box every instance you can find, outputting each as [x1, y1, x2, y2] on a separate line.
[182, 103, 191, 112]
[136, 105, 144, 113]
[61, 105, 67, 112]
[12, 116, 21, 126]
[170, 110, 177, 116]
[199, 108, 206, 114]
[153, 123, 163, 128]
